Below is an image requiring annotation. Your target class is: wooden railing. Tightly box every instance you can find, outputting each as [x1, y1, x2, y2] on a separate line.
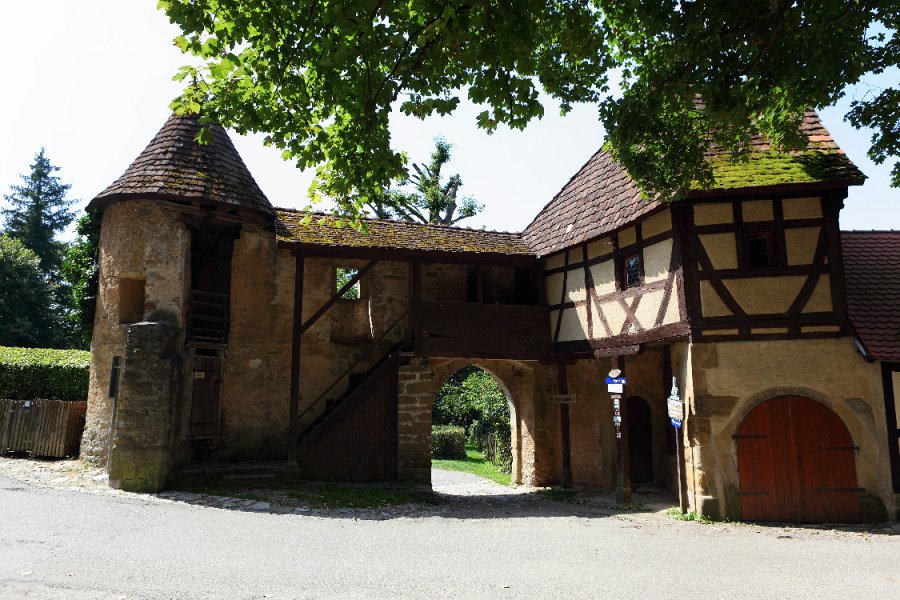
[414, 301, 551, 359]
[187, 289, 230, 344]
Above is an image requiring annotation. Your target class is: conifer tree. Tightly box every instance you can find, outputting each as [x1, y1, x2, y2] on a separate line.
[3, 149, 76, 275]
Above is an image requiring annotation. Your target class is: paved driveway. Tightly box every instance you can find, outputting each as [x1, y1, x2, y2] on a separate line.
[1, 460, 898, 599]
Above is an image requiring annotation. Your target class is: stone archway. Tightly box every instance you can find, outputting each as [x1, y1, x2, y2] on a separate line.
[396, 357, 532, 486]
[735, 395, 860, 523]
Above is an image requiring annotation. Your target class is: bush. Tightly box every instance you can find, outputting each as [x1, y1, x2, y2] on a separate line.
[0, 346, 90, 401]
[431, 425, 467, 459]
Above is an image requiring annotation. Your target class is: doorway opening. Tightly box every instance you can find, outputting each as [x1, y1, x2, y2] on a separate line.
[430, 366, 518, 490]
[627, 396, 654, 484]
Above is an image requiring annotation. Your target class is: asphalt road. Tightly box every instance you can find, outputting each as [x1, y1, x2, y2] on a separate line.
[1, 472, 898, 600]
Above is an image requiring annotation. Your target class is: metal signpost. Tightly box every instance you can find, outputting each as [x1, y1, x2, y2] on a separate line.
[667, 377, 687, 514]
[606, 369, 631, 503]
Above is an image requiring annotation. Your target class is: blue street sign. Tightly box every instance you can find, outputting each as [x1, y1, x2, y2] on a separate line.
[670, 418, 682, 428]
[605, 376, 626, 385]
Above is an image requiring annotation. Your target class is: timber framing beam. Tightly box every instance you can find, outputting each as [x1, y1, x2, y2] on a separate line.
[288, 255, 305, 462]
[298, 260, 377, 336]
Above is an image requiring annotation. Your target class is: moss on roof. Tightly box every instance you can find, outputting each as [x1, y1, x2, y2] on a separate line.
[706, 151, 865, 190]
[275, 210, 532, 256]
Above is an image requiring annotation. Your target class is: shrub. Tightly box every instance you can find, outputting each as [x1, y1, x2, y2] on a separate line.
[431, 425, 466, 459]
[0, 346, 90, 401]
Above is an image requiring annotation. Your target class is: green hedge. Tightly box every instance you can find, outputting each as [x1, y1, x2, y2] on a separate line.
[431, 425, 466, 460]
[0, 346, 90, 401]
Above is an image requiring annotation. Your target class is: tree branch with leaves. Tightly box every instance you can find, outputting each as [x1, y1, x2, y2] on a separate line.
[159, 0, 899, 209]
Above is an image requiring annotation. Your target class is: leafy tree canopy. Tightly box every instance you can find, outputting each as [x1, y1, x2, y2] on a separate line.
[433, 366, 508, 432]
[367, 138, 482, 225]
[0, 236, 58, 348]
[2, 149, 76, 274]
[160, 0, 898, 211]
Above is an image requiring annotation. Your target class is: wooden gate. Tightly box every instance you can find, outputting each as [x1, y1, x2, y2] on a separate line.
[298, 355, 399, 481]
[189, 351, 224, 439]
[736, 395, 860, 523]
[0, 399, 87, 458]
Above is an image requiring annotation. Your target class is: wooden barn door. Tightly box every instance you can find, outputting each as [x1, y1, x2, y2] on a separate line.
[736, 395, 859, 523]
[627, 396, 654, 483]
[299, 360, 399, 481]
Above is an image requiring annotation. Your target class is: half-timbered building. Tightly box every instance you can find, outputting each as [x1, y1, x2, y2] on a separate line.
[81, 111, 899, 524]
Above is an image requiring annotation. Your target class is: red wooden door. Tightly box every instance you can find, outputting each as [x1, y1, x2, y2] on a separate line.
[736, 396, 859, 523]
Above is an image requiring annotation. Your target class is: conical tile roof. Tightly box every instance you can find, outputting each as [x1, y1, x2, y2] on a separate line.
[88, 113, 274, 217]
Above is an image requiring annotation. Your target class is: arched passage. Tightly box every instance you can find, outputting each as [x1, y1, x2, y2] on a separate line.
[429, 362, 521, 486]
[736, 395, 860, 523]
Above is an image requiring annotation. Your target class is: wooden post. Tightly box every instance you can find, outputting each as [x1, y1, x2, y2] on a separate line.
[288, 255, 304, 463]
[411, 261, 422, 354]
[615, 355, 632, 503]
[663, 345, 688, 514]
[557, 363, 572, 489]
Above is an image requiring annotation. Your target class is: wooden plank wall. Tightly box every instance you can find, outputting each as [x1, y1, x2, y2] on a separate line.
[0, 399, 87, 458]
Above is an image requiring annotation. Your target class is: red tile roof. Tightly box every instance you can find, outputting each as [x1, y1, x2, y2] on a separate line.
[524, 111, 863, 257]
[88, 114, 274, 217]
[276, 210, 532, 257]
[522, 149, 657, 257]
[841, 231, 900, 362]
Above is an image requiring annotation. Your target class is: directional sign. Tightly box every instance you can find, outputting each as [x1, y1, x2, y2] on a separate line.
[667, 398, 684, 420]
[670, 418, 682, 428]
[605, 376, 626, 385]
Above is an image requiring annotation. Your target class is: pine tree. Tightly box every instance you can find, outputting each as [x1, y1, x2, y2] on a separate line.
[3, 149, 76, 275]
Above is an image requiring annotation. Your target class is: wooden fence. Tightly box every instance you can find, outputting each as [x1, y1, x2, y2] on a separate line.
[0, 399, 87, 458]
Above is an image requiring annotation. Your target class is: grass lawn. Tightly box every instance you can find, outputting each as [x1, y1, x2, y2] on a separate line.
[431, 443, 511, 486]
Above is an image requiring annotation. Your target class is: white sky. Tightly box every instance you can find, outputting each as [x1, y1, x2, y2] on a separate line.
[2, 1, 897, 236]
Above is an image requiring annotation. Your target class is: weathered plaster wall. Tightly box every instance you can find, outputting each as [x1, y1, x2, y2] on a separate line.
[82, 201, 190, 465]
[545, 208, 682, 344]
[681, 336, 894, 521]
[216, 226, 295, 460]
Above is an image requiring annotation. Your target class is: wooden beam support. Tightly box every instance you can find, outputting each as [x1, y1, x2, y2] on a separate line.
[298, 260, 377, 336]
[288, 255, 305, 463]
[557, 364, 572, 489]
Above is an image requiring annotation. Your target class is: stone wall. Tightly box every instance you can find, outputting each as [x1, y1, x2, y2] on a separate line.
[108, 322, 181, 492]
[396, 357, 558, 487]
[82, 201, 190, 465]
[215, 226, 295, 460]
[396, 360, 433, 482]
[680, 336, 894, 521]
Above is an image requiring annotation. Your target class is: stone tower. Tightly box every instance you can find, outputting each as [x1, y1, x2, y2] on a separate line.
[80, 113, 274, 491]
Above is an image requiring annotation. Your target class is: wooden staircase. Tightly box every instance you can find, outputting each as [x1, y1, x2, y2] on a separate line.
[295, 344, 404, 481]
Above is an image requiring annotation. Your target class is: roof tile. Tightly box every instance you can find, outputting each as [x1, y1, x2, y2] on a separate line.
[842, 231, 900, 362]
[88, 114, 274, 216]
[276, 210, 532, 257]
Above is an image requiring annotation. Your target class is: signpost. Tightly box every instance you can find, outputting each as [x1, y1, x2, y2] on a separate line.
[667, 377, 687, 514]
[607, 368, 631, 503]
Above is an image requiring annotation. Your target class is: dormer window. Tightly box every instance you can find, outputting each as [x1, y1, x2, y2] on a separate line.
[746, 233, 775, 268]
[623, 254, 642, 288]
